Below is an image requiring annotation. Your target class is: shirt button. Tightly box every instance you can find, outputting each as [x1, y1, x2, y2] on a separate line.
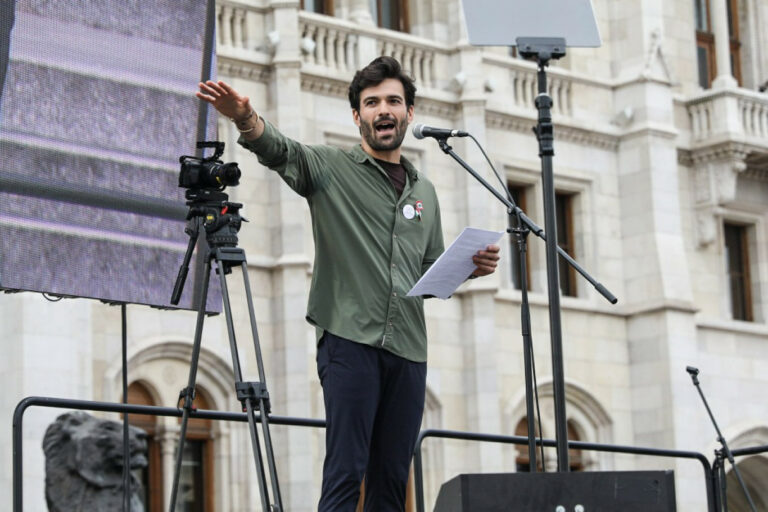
[391, 263, 396, 268]
[393, 234, 397, 239]
[392, 292, 397, 297]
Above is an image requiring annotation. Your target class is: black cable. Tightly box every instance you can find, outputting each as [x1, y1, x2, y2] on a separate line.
[467, 133, 548, 472]
[531, 351, 546, 471]
[468, 134, 511, 202]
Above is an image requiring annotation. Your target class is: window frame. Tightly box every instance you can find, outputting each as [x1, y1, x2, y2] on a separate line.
[723, 222, 754, 322]
[372, 0, 410, 32]
[555, 192, 577, 298]
[508, 182, 532, 292]
[125, 382, 164, 512]
[301, 0, 334, 16]
[694, 0, 742, 88]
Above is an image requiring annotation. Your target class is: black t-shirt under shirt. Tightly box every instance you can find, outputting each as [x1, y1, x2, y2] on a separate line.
[375, 158, 406, 198]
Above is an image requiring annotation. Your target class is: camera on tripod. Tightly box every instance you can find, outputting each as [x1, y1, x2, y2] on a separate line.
[178, 141, 241, 190]
[171, 141, 246, 306]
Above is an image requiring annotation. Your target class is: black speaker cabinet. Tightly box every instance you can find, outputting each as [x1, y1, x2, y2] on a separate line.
[433, 471, 676, 511]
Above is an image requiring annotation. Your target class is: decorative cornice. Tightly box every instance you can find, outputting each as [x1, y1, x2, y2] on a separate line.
[418, 97, 460, 119]
[218, 59, 272, 82]
[744, 152, 768, 181]
[300, 72, 460, 119]
[743, 168, 768, 181]
[300, 73, 348, 98]
[689, 141, 750, 166]
[485, 110, 620, 151]
[677, 149, 693, 167]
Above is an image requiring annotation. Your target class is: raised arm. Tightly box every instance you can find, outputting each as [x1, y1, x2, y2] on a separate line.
[196, 80, 264, 141]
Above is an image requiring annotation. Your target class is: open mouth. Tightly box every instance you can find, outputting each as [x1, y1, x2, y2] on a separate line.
[374, 119, 396, 136]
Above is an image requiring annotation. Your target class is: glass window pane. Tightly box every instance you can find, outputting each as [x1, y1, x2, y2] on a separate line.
[177, 440, 205, 512]
[370, 0, 378, 25]
[697, 45, 710, 88]
[694, 0, 709, 31]
[724, 223, 752, 321]
[555, 193, 575, 297]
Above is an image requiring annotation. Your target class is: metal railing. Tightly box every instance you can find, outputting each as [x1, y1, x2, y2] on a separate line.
[413, 428, 718, 512]
[15, 396, 766, 511]
[12, 396, 325, 512]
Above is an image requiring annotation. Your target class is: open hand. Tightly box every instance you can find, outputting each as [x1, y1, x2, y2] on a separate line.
[196, 80, 252, 121]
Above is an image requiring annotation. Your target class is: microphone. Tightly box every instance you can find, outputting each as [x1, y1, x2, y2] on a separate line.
[412, 123, 469, 140]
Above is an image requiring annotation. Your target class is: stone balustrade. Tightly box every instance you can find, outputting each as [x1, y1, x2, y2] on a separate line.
[509, 67, 573, 116]
[687, 88, 768, 146]
[688, 99, 713, 141]
[299, 14, 359, 73]
[216, 2, 251, 50]
[298, 11, 445, 89]
[377, 37, 438, 89]
[739, 93, 768, 140]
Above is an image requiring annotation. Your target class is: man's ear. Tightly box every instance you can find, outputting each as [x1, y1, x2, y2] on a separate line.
[352, 108, 361, 127]
[407, 105, 414, 123]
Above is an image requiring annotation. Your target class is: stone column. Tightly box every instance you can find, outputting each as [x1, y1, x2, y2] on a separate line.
[0, 294, 95, 511]
[160, 427, 179, 507]
[266, 3, 315, 511]
[454, 45, 505, 474]
[611, 1, 703, 509]
[349, 0, 374, 25]
[711, 0, 737, 88]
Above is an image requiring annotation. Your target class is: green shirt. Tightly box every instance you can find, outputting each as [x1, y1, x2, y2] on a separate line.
[240, 121, 444, 362]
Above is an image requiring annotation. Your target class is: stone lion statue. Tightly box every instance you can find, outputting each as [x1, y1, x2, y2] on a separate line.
[42, 411, 148, 512]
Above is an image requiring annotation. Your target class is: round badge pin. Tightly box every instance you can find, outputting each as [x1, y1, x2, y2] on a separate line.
[403, 204, 415, 219]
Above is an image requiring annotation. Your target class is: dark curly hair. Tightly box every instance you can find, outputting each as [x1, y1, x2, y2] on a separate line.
[348, 56, 416, 111]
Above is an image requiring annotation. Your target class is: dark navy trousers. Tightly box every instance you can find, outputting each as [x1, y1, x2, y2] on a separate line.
[317, 331, 427, 512]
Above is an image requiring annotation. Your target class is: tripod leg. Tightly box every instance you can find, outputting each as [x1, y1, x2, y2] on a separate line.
[216, 256, 272, 511]
[239, 261, 283, 509]
[168, 256, 212, 512]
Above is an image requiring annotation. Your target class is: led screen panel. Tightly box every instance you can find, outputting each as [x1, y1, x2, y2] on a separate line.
[0, 0, 218, 311]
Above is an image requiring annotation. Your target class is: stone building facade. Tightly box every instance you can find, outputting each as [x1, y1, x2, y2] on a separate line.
[2, 0, 767, 510]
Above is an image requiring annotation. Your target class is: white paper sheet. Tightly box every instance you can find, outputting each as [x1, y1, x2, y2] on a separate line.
[407, 227, 504, 300]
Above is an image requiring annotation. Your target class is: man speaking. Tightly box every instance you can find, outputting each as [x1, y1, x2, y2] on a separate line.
[197, 56, 499, 511]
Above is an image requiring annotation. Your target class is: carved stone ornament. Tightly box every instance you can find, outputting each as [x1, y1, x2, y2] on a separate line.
[43, 411, 148, 512]
[690, 143, 748, 247]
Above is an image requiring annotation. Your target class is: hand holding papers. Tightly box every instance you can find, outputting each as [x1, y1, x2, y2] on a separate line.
[407, 227, 504, 299]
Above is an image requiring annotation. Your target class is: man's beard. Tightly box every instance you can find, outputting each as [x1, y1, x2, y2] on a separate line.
[360, 116, 409, 152]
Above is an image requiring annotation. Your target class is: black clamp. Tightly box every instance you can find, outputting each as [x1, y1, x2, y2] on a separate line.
[177, 386, 197, 409]
[236, 381, 271, 413]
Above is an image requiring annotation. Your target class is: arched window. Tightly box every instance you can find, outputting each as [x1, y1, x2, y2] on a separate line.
[567, 420, 584, 472]
[725, 456, 768, 510]
[125, 382, 163, 512]
[514, 418, 543, 472]
[177, 388, 215, 512]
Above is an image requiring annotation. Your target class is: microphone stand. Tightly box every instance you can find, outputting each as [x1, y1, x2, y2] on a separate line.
[509, 206, 539, 470]
[434, 136, 617, 472]
[686, 366, 757, 512]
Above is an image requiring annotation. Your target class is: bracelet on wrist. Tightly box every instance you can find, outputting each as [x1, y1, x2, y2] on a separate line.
[233, 110, 259, 133]
[231, 109, 256, 125]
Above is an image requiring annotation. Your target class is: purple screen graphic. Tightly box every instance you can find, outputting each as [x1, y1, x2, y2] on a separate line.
[0, 0, 220, 311]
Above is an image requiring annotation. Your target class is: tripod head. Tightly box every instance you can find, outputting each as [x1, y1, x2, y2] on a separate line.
[183, 188, 245, 249]
[170, 142, 247, 306]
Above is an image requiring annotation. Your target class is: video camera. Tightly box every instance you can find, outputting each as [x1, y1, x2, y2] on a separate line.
[178, 141, 241, 190]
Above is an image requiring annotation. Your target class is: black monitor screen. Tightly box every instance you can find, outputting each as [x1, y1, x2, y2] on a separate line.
[0, 0, 219, 311]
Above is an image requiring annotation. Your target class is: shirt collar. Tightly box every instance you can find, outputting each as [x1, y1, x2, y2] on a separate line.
[350, 144, 419, 182]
